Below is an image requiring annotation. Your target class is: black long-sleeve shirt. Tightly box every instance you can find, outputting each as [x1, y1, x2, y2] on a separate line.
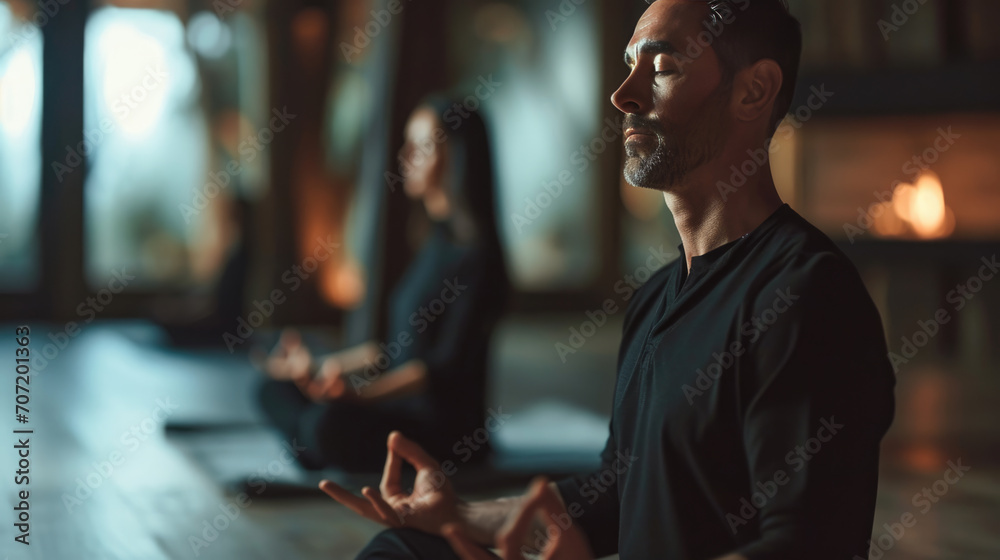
[556, 204, 896, 559]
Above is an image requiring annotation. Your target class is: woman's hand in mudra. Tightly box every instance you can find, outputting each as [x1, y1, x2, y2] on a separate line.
[257, 330, 314, 383]
[304, 358, 353, 401]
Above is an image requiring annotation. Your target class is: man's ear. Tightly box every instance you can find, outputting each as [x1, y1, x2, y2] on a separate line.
[730, 59, 783, 126]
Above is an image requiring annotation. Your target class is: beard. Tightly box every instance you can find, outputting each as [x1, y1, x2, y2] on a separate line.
[623, 82, 732, 191]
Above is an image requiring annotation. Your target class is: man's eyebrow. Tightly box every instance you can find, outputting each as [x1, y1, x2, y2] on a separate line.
[624, 39, 678, 66]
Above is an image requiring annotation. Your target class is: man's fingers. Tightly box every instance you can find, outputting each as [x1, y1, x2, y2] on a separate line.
[528, 480, 567, 521]
[318, 480, 379, 521]
[443, 524, 498, 560]
[362, 486, 401, 528]
[507, 479, 594, 558]
[390, 431, 441, 471]
[527, 482, 574, 550]
[497, 478, 555, 556]
[380, 432, 404, 496]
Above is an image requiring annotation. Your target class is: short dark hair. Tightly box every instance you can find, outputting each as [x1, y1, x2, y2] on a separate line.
[646, 0, 803, 135]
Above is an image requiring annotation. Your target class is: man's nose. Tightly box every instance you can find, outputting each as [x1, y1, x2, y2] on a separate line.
[611, 70, 652, 115]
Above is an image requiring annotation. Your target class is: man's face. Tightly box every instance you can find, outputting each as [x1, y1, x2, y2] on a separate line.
[613, 0, 733, 191]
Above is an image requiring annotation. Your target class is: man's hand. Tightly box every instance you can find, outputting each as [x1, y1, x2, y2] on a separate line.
[443, 478, 594, 560]
[319, 431, 462, 535]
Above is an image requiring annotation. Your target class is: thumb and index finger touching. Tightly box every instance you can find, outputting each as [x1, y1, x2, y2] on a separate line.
[320, 431, 440, 509]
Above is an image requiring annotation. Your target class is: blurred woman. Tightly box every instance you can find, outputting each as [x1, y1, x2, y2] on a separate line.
[258, 96, 509, 472]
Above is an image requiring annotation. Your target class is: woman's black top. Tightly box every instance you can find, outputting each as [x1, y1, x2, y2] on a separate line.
[384, 221, 508, 436]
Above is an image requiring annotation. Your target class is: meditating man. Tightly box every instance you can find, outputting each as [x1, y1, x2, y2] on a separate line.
[322, 1, 896, 558]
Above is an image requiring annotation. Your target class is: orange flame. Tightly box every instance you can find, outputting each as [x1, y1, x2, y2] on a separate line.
[876, 171, 954, 240]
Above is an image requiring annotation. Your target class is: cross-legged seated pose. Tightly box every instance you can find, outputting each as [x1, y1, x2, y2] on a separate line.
[324, 1, 896, 558]
[259, 97, 509, 472]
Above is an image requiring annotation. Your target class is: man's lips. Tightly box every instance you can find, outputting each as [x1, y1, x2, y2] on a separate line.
[624, 128, 656, 140]
[624, 128, 657, 142]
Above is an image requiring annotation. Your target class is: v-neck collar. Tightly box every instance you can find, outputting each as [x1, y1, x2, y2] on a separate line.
[650, 204, 793, 336]
[676, 204, 791, 291]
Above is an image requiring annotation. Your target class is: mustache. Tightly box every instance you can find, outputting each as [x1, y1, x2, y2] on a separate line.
[623, 115, 665, 137]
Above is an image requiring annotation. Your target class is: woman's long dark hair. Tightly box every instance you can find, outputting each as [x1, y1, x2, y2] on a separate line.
[419, 95, 504, 257]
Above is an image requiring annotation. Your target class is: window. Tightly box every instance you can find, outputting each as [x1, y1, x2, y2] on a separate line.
[0, 1, 43, 291]
[83, 6, 211, 289]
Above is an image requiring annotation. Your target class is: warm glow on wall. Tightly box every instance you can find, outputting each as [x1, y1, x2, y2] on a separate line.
[320, 257, 366, 310]
[874, 171, 955, 240]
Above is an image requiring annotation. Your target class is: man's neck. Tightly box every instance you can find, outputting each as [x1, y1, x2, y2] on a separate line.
[664, 166, 784, 273]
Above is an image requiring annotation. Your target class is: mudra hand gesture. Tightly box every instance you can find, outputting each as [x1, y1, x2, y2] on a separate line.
[319, 431, 463, 535]
[256, 330, 314, 384]
[443, 478, 594, 560]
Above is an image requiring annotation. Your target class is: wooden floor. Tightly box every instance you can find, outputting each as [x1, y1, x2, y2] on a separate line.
[1, 319, 998, 560]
